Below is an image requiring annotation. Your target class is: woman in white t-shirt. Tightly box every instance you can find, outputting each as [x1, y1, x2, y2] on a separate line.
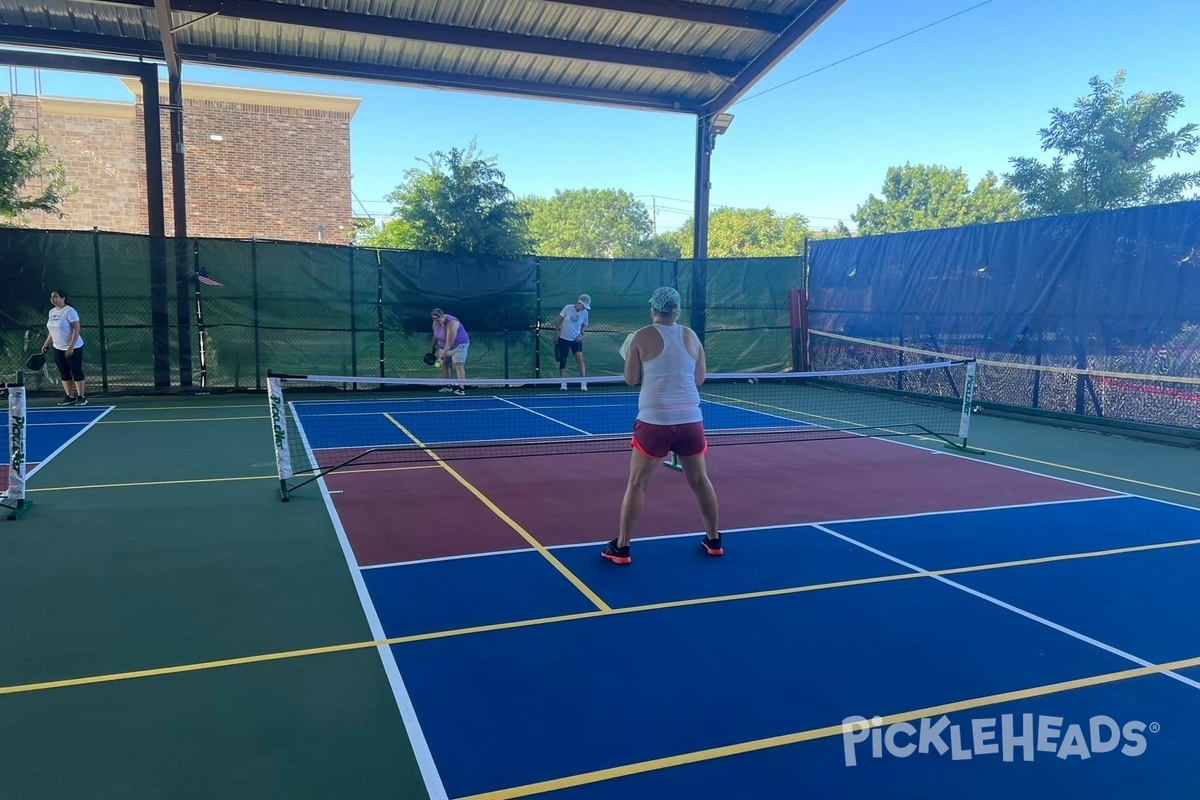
[40, 289, 87, 406]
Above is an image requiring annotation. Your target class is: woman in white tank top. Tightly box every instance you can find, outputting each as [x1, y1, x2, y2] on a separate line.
[601, 286, 723, 565]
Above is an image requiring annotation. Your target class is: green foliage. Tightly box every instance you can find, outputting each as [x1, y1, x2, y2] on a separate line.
[668, 207, 811, 257]
[0, 100, 73, 224]
[851, 164, 1025, 235]
[523, 188, 656, 257]
[380, 138, 531, 257]
[1005, 71, 1200, 215]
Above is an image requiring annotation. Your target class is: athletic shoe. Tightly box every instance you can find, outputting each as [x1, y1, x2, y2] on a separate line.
[601, 539, 631, 564]
[560, 382, 568, 390]
[580, 383, 587, 391]
[57, 396, 76, 405]
[701, 533, 724, 556]
[438, 387, 454, 393]
[75, 397, 88, 406]
[453, 388, 466, 396]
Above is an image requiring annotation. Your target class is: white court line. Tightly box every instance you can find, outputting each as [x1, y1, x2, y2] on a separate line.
[360, 545, 536, 571]
[25, 405, 117, 482]
[286, 401, 449, 800]
[492, 395, 595, 437]
[360, 494, 1133, 571]
[812, 522, 1200, 692]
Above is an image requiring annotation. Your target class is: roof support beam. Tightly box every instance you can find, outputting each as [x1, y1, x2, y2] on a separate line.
[702, 0, 847, 114]
[83, 0, 747, 78]
[535, 0, 791, 33]
[0, 29, 701, 113]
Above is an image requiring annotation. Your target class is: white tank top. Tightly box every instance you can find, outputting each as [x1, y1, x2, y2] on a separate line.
[637, 324, 702, 425]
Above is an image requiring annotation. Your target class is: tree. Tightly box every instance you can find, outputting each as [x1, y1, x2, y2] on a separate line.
[523, 188, 656, 258]
[667, 207, 811, 257]
[376, 138, 531, 257]
[0, 99, 72, 224]
[1005, 71, 1200, 216]
[851, 164, 1025, 235]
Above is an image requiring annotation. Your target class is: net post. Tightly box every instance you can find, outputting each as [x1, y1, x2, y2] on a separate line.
[945, 360, 986, 455]
[3, 375, 32, 520]
[663, 451, 683, 471]
[267, 375, 293, 501]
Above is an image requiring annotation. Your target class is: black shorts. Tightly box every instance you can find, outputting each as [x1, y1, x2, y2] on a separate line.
[53, 347, 85, 382]
[555, 337, 583, 368]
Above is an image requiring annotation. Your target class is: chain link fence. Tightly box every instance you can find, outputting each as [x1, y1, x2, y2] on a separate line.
[1, 229, 803, 393]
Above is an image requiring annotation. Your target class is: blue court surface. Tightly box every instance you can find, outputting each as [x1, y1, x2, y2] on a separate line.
[349, 491, 1200, 799]
[1, 404, 112, 476]
[291, 390, 808, 450]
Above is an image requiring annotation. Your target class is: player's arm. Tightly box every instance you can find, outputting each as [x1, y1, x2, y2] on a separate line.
[66, 310, 80, 354]
[443, 320, 459, 355]
[555, 311, 565, 338]
[624, 331, 643, 386]
[686, 327, 707, 386]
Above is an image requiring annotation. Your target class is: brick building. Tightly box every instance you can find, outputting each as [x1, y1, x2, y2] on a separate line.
[7, 79, 360, 244]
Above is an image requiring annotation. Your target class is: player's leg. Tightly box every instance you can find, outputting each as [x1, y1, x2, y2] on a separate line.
[556, 339, 569, 387]
[70, 349, 87, 405]
[53, 349, 76, 404]
[574, 343, 587, 389]
[676, 423, 722, 555]
[604, 421, 666, 564]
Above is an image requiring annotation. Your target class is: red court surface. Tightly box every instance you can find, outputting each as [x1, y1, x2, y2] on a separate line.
[325, 437, 1116, 567]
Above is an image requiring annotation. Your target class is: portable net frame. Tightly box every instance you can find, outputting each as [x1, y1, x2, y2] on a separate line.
[267, 352, 978, 501]
[2, 375, 32, 520]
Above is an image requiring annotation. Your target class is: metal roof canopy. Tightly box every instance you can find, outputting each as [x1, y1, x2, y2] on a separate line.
[0, 0, 846, 388]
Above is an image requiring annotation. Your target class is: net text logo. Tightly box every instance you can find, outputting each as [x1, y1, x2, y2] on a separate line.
[841, 713, 1155, 767]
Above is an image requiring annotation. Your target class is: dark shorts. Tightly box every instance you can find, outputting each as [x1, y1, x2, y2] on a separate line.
[555, 337, 583, 368]
[631, 419, 707, 459]
[53, 346, 85, 382]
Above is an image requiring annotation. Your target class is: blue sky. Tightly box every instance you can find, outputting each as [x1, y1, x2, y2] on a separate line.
[13, 0, 1200, 233]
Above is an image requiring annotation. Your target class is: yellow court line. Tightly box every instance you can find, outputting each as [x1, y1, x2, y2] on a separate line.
[5, 534, 1198, 697]
[703, 390, 1200, 502]
[968, 446, 1200, 500]
[108, 403, 267, 411]
[98, 416, 267, 424]
[28, 474, 277, 492]
[26, 464, 439, 493]
[383, 413, 611, 612]
[456, 653, 1200, 800]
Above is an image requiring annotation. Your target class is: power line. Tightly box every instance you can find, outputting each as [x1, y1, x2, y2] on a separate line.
[731, 0, 1001, 109]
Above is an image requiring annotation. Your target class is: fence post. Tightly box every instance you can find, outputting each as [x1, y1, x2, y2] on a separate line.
[193, 240, 207, 388]
[789, 288, 809, 372]
[376, 249, 385, 379]
[252, 236, 261, 391]
[348, 246, 357, 382]
[534, 257, 542, 378]
[92, 227, 110, 392]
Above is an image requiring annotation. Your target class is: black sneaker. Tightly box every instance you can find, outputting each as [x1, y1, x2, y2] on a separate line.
[57, 396, 76, 406]
[75, 396, 88, 406]
[601, 539, 631, 565]
[701, 533, 724, 556]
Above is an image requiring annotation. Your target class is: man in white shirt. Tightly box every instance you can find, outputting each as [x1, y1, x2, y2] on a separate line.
[554, 294, 591, 390]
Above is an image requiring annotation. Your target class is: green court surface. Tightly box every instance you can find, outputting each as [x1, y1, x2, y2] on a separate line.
[2, 393, 1199, 799]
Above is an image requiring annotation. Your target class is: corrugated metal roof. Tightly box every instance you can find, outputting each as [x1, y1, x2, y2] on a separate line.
[0, 0, 846, 114]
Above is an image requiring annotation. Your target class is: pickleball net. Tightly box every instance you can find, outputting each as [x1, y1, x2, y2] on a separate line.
[266, 351, 978, 500]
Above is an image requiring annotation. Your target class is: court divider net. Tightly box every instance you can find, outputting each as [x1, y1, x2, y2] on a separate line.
[266, 355, 977, 501]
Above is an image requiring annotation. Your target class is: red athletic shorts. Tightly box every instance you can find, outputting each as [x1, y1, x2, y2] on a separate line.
[631, 419, 708, 459]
